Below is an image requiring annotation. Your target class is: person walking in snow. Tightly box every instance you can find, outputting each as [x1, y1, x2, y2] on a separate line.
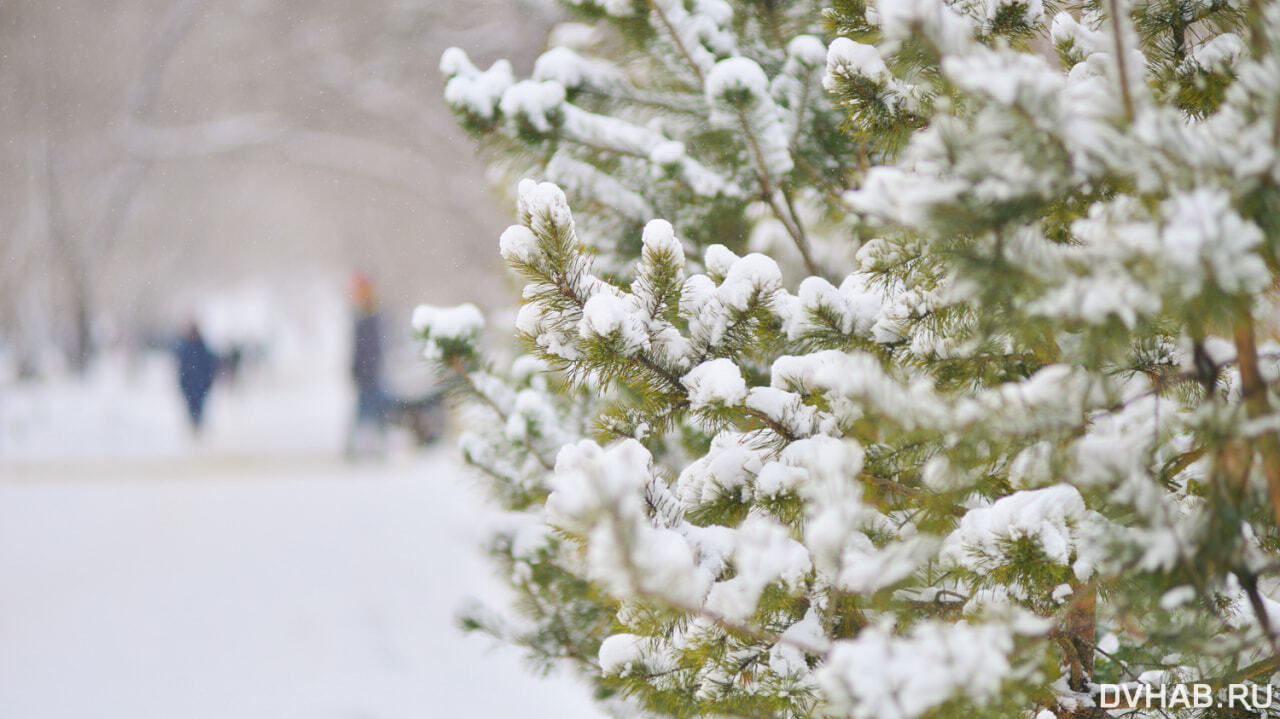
[175, 321, 218, 433]
[347, 273, 388, 459]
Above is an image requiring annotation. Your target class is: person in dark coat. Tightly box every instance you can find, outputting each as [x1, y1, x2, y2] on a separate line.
[347, 274, 388, 458]
[175, 322, 218, 433]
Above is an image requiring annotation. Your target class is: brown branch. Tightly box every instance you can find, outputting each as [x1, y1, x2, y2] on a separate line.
[790, 73, 812, 152]
[1060, 579, 1099, 705]
[1218, 654, 1280, 685]
[736, 105, 821, 277]
[859, 472, 924, 501]
[648, 0, 706, 84]
[1231, 306, 1280, 531]
[1107, 0, 1136, 121]
[745, 408, 798, 443]
[1240, 570, 1280, 659]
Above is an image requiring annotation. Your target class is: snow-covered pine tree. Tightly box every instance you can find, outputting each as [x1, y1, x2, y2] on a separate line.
[417, 0, 1280, 717]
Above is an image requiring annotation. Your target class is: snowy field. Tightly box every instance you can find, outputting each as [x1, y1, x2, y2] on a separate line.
[0, 315, 605, 718]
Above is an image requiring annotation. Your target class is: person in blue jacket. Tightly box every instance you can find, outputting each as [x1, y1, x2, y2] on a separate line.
[175, 322, 217, 433]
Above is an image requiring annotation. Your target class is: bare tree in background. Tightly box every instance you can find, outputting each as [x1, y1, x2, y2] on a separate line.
[33, 0, 214, 372]
[0, 0, 554, 374]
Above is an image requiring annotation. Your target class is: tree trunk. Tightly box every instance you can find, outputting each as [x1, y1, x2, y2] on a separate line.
[1060, 581, 1105, 718]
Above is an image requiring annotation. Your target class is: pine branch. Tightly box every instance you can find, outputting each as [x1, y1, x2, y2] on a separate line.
[517, 577, 604, 672]
[449, 357, 555, 471]
[433, 2, 1280, 715]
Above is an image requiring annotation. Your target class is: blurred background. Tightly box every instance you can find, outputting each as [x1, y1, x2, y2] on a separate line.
[0, 1, 604, 716]
[0, 0, 551, 457]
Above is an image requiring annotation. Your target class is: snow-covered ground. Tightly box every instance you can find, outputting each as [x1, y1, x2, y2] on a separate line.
[0, 453, 604, 719]
[0, 285, 605, 719]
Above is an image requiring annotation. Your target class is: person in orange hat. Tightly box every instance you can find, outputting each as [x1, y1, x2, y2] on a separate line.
[347, 273, 388, 458]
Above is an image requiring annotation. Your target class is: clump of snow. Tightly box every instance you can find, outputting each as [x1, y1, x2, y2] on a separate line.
[718, 254, 782, 311]
[510, 520, 554, 563]
[682, 523, 737, 579]
[644, 0, 737, 76]
[517, 179, 576, 240]
[769, 608, 829, 677]
[818, 621, 1014, 719]
[499, 224, 540, 265]
[438, 46, 473, 77]
[703, 244, 739, 278]
[558, 105, 665, 159]
[746, 386, 823, 437]
[440, 48, 514, 121]
[1186, 32, 1246, 71]
[1008, 441, 1053, 488]
[1051, 583, 1074, 604]
[615, 524, 706, 606]
[598, 633, 650, 675]
[787, 35, 828, 68]
[824, 38, 891, 88]
[779, 436, 929, 594]
[941, 484, 1096, 579]
[942, 48, 1063, 108]
[546, 439, 652, 534]
[412, 304, 485, 360]
[680, 252, 786, 352]
[499, 80, 567, 133]
[676, 433, 766, 508]
[704, 516, 811, 622]
[1050, 11, 1106, 56]
[547, 22, 599, 50]
[1097, 631, 1119, 654]
[877, 0, 976, 54]
[505, 389, 565, 443]
[547, 440, 707, 606]
[649, 140, 686, 167]
[705, 57, 794, 176]
[413, 304, 485, 341]
[707, 56, 768, 100]
[754, 461, 807, 498]
[509, 354, 550, 386]
[577, 292, 650, 354]
[532, 46, 619, 91]
[682, 358, 747, 409]
[1160, 585, 1196, 609]
[785, 273, 887, 342]
[773, 424, 865, 491]
[1071, 392, 1168, 487]
[641, 219, 685, 264]
[694, 0, 733, 25]
[1160, 188, 1268, 297]
[848, 166, 968, 228]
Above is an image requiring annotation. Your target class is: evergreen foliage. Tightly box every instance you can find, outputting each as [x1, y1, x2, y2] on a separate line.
[418, 0, 1280, 716]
